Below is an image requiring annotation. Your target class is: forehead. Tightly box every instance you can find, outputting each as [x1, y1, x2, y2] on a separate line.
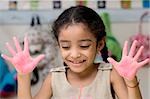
[58, 23, 96, 41]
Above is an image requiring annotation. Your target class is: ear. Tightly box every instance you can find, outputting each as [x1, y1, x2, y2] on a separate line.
[96, 37, 105, 52]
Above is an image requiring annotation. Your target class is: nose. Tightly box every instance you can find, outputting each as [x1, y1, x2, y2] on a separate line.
[70, 49, 81, 59]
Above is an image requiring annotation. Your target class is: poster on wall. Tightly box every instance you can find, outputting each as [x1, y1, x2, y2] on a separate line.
[53, 0, 62, 9]
[0, 0, 148, 11]
[97, 0, 106, 9]
[76, 0, 87, 6]
[61, 0, 76, 9]
[18, 1, 30, 10]
[9, 0, 18, 10]
[0, 1, 9, 10]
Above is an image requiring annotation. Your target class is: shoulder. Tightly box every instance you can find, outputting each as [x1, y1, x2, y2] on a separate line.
[50, 66, 66, 72]
[41, 73, 52, 91]
[98, 63, 112, 70]
[44, 73, 52, 81]
[34, 73, 52, 98]
[110, 66, 128, 99]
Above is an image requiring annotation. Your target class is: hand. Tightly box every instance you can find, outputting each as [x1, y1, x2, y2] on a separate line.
[1, 36, 45, 75]
[107, 40, 149, 80]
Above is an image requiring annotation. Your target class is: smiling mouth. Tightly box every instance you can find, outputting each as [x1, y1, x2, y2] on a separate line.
[68, 60, 86, 64]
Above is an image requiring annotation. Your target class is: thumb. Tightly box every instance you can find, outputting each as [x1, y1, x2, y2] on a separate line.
[107, 57, 117, 66]
[32, 54, 45, 66]
[1, 54, 12, 63]
[137, 58, 150, 69]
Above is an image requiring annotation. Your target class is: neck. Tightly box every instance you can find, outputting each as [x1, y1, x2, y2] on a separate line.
[68, 64, 99, 80]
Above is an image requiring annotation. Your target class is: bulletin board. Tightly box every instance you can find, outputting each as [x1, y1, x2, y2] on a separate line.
[0, 0, 149, 25]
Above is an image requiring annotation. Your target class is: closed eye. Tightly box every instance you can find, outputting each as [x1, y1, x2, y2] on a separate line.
[61, 46, 70, 50]
[80, 45, 90, 49]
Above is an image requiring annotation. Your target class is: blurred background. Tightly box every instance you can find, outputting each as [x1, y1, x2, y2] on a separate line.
[0, 0, 149, 99]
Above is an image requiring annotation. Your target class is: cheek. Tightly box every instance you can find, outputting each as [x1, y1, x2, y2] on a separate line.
[59, 49, 68, 59]
[83, 48, 96, 60]
[86, 51, 96, 62]
[88, 47, 97, 61]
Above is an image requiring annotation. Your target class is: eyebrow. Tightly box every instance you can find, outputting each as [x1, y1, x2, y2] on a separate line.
[79, 39, 93, 42]
[59, 40, 71, 43]
[79, 39, 96, 43]
[59, 39, 96, 43]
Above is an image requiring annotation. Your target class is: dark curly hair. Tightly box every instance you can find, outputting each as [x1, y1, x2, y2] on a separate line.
[52, 5, 108, 62]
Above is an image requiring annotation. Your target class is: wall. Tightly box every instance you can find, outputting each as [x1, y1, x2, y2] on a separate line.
[0, 19, 149, 99]
[0, 0, 149, 98]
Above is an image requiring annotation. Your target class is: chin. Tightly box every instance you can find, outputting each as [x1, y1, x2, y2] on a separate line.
[68, 64, 88, 73]
[69, 67, 85, 73]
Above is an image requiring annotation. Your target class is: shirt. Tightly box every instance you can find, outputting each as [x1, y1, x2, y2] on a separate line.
[51, 63, 113, 99]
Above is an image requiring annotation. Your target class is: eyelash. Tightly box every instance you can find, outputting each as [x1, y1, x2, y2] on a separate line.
[61, 45, 90, 50]
[62, 46, 70, 49]
[80, 45, 90, 49]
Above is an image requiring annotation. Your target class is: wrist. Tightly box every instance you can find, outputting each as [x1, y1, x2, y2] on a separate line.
[17, 73, 31, 79]
[125, 76, 140, 88]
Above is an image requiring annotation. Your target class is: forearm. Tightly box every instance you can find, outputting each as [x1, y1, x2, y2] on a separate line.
[17, 74, 32, 99]
[125, 77, 142, 99]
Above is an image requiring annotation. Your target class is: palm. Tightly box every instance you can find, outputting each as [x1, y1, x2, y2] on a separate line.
[11, 51, 34, 74]
[114, 56, 138, 80]
[1, 36, 44, 75]
[107, 40, 149, 80]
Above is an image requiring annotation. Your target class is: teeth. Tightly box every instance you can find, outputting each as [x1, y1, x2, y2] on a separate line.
[72, 60, 84, 64]
[73, 62, 80, 64]
[68, 60, 85, 64]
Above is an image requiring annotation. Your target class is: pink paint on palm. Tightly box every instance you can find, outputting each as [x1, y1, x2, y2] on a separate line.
[1, 36, 45, 75]
[107, 40, 150, 80]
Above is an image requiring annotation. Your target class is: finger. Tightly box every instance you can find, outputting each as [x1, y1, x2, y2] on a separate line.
[13, 37, 22, 52]
[133, 46, 144, 61]
[107, 57, 117, 66]
[122, 41, 128, 57]
[128, 40, 137, 57]
[6, 42, 16, 56]
[32, 54, 45, 66]
[137, 58, 150, 69]
[24, 36, 29, 54]
[1, 54, 12, 63]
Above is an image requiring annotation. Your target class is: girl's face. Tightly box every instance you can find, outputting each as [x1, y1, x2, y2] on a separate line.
[58, 23, 100, 73]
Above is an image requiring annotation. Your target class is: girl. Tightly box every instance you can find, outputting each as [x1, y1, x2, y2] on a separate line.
[1, 6, 149, 99]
